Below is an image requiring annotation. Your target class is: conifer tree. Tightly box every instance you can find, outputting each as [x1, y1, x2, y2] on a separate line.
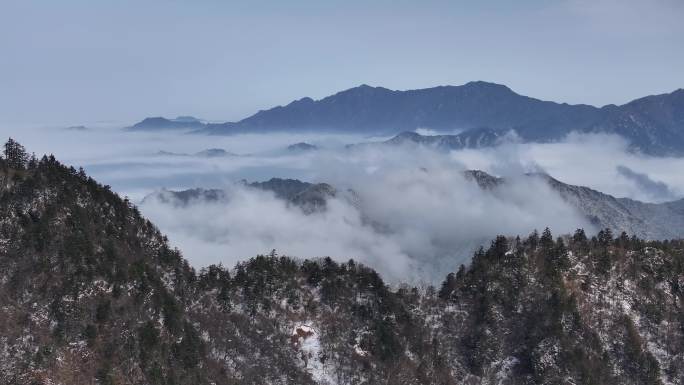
[3, 138, 28, 169]
[439, 272, 457, 300]
[597, 228, 614, 246]
[540, 227, 554, 250]
[527, 229, 539, 249]
[572, 228, 589, 254]
[616, 231, 630, 248]
[553, 237, 570, 271]
[572, 228, 587, 244]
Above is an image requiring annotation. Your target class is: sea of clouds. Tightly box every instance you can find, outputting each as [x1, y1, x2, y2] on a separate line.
[4, 124, 684, 281]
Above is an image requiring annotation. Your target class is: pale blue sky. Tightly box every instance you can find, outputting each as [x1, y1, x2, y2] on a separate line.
[1, 0, 683, 127]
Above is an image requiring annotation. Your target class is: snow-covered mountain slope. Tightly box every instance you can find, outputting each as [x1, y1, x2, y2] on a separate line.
[459, 170, 684, 239]
[524, 173, 684, 240]
[1, 148, 683, 384]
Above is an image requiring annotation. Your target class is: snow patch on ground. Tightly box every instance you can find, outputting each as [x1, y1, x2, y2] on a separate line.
[492, 356, 519, 384]
[291, 324, 337, 385]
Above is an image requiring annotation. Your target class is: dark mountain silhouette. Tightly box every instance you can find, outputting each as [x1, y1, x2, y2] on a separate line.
[200, 82, 603, 139]
[202, 82, 591, 133]
[143, 178, 348, 214]
[462, 170, 684, 240]
[131, 82, 684, 154]
[378, 127, 509, 150]
[128, 116, 205, 131]
[286, 142, 318, 152]
[588, 89, 684, 155]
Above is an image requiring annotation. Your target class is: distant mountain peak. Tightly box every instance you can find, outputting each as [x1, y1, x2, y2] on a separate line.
[174, 115, 202, 122]
[195, 148, 235, 157]
[129, 82, 684, 155]
[129, 116, 206, 131]
[463, 80, 513, 90]
[287, 97, 315, 106]
[393, 131, 423, 140]
[286, 142, 318, 152]
[142, 116, 168, 123]
[380, 128, 507, 150]
[146, 177, 346, 214]
[341, 83, 389, 92]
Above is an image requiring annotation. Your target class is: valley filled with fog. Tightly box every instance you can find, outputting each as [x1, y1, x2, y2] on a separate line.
[7, 124, 684, 281]
[5, 1, 684, 382]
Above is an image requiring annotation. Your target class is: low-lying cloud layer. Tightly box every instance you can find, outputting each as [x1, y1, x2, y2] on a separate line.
[5, 125, 684, 281]
[616, 165, 676, 202]
[448, 132, 684, 202]
[140, 167, 591, 282]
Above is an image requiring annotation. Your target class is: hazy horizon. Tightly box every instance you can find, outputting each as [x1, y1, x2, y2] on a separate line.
[2, 0, 683, 127]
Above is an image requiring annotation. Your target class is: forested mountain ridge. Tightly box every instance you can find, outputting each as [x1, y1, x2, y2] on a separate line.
[0, 141, 683, 384]
[0, 146, 207, 383]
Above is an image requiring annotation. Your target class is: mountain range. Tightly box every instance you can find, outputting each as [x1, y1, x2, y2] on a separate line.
[130, 82, 684, 155]
[1, 151, 682, 384]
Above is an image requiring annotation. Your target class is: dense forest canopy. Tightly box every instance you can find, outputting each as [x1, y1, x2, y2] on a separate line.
[0, 139, 682, 384]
